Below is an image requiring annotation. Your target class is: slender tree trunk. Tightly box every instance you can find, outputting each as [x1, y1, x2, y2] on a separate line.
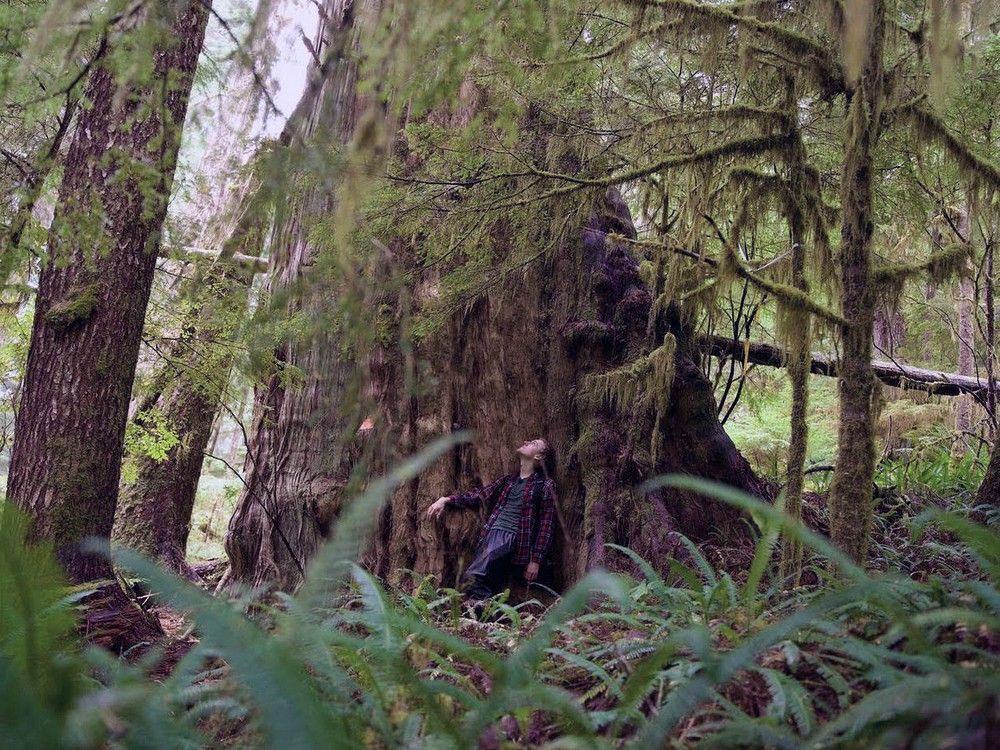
[6, 2, 211, 583]
[224, 0, 383, 591]
[978, 216, 1000, 509]
[112, 185, 264, 575]
[986, 227, 997, 437]
[954, 205, 976, 455]
[873, 303, 905, 358]
[780, 126, 810, 586]
[828, 0, 886, 566]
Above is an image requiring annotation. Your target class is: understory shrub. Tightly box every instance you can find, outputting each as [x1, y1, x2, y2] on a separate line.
[2, 450, 999, 747]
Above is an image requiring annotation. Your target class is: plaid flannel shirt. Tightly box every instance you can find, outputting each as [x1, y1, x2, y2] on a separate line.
[449, 470, 557, 565]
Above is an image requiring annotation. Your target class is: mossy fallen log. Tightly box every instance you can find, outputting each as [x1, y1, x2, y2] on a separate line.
[700, 334, 994, 398]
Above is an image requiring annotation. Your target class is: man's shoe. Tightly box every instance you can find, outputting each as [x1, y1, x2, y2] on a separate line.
[463, 598, 486, 619]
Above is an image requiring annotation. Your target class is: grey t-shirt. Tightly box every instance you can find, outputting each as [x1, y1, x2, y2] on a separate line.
[489, 476, 527, 533]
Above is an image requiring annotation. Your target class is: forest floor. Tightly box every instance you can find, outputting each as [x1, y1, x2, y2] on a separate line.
[101, 476, 995, 747]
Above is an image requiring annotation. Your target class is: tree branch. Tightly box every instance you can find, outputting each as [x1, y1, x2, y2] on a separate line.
[700, 333, 995, 397]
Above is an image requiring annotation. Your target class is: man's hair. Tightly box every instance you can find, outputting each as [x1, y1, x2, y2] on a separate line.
[538, 439, 557, 478]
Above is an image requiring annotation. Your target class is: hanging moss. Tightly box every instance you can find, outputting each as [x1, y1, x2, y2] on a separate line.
[625, 0, 844, 92]
[873, 241, 973, 286]
[720, 230, 845, 325]
[578, 333, 677, 463]
[900, 103, 1000, 189]
[524, 132, 796, 205]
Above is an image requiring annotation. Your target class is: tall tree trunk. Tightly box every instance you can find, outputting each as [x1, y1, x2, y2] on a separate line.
[112, 185, 263, 575]
[224, 0, 383, 591]
[780, 123, 811, 587]
[978, 220, 1000, 509]
[828, 0, 886, 566]
[110, 20, 281, 574]
[953, 205, 976, 456]
[6, 2, 211, 583]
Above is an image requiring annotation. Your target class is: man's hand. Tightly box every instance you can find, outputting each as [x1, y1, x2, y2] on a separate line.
[426, 496, 451, 520]
[525, 561, 539, 583]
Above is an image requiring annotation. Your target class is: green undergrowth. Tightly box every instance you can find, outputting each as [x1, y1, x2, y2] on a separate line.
[2, 444, 1000, 747]
[186, 472, 241, 563]
[725, 371, 982, 497]
[726, 373, 839, 484]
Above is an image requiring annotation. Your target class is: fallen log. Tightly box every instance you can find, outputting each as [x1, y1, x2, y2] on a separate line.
[700, 334, 994, 398]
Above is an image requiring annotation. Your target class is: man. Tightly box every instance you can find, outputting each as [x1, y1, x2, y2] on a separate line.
[426, 438, 557, 600]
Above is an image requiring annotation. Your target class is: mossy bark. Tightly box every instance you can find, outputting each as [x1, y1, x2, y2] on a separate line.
[367, 188, 770, 590]
[978, 438, 1000, 507]
[828, 0, 886, 566]
[6, 1, 210, 583]
[953, 204, 975, 457]
[778, 107, 811, 586]
[779, 190, 809, 586]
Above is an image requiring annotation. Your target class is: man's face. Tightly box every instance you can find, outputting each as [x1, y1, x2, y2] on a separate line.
[516, 438, 547, 461]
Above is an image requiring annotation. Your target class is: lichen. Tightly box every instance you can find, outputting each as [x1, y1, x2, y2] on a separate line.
[873, 241, 972, 286]
[44, 282, 101, 328]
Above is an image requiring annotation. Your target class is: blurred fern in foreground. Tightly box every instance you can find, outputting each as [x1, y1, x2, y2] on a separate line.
[3, 460, 1000, 747]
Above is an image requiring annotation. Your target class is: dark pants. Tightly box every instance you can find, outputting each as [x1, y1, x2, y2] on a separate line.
[464, 528, 522, 600]
[466, 550, 524, 599]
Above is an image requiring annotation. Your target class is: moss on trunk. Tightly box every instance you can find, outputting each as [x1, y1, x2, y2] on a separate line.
[6, 1, 211, 583]
[828, 0, 887, 566]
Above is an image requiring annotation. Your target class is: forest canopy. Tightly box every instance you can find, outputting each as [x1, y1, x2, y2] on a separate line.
[2, 0, 1000, 746]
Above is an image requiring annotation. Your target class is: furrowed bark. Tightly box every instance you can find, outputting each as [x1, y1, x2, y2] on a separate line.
[6, 1, 211, 583]
[224, 0, 383, 591]
[368, 185, 770, 590]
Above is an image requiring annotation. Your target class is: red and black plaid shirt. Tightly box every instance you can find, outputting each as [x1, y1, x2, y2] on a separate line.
[449, 470, 557, 565]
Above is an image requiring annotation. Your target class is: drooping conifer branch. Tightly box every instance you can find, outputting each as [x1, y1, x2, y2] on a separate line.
[537, 19, 670, 65]
[647, 105, 791, 131]
[721, 229, 847, 326]
[620, 0, 844, 91]
[872, 242, 972, 285]
[897, 102, 1000, 187]
[514, 131, 795, 205]
[611, 233, 719, 267]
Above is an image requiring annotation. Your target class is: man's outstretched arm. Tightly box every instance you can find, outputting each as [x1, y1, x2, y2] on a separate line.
[426, 474, 507, 518]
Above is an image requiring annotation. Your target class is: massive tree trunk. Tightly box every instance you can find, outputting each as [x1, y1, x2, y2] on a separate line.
[828, 0, 886, 566]
[368, 185, 770, 590]
[6, 1, 210, 583]
[224, 0, 382, 591]
[223, 24, 767, 594]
